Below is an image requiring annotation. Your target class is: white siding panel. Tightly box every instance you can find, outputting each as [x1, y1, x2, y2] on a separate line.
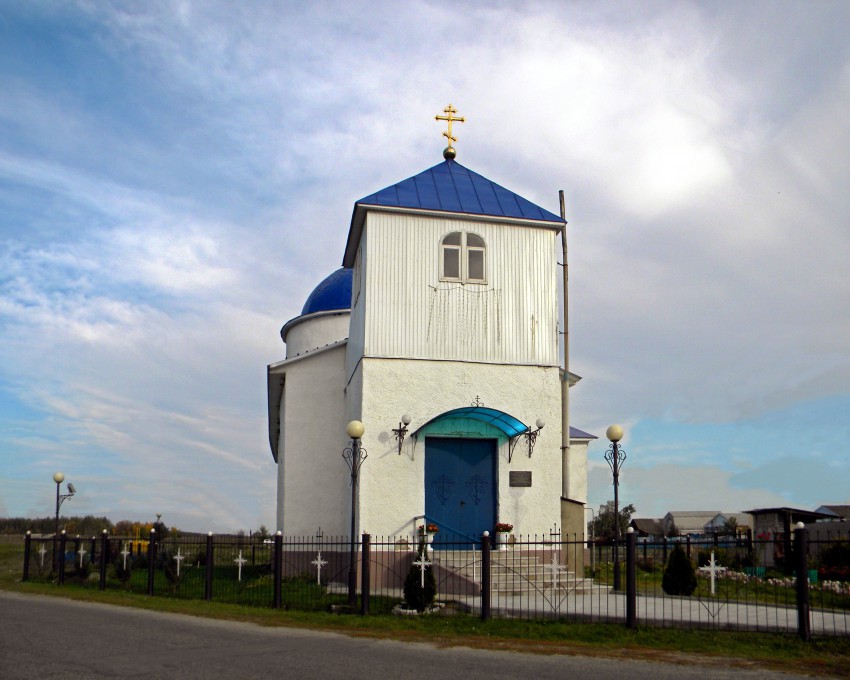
[359, 212, 559, 367]
[345, 231, 367, 382]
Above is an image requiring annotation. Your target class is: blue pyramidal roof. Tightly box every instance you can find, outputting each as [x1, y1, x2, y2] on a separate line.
[357, 159, 562, 222]
[343, 159, 563, 266]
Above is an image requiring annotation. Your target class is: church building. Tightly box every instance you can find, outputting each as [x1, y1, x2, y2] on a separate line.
[267, 107, 595, 543]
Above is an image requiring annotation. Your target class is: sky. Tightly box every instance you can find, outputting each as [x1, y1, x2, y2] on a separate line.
[1, 1, 848, 533]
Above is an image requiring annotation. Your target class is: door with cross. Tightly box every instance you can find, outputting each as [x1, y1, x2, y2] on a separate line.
[424, 437, 496, 547]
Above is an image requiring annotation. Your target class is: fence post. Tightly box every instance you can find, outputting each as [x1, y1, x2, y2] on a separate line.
[481, 531, 491, 621]
[626, 528, 637, 629]
[99, 530, 108, 590]
[273, 531, 282, 609]
[204, 532, 214, 601]
[58, 531, 67, 585]
[23, 532, 31, 582]
[686, 535, 691, 560]
[662, 536, 668, 566]
[794, 523, 811, 642]
[147, 528, 156, 596]
[360, 533, 371, 616]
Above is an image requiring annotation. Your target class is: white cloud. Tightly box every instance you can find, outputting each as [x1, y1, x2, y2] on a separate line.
[1, 1, 849, 531]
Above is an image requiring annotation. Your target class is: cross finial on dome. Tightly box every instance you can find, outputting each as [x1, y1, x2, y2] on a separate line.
[435, 104, 465, 159]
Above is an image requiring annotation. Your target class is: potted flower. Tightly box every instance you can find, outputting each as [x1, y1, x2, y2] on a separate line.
[418, 523, 439, 551]
[494, 522, 513, 551]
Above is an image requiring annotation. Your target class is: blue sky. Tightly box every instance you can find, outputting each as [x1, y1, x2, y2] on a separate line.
[1, 1, 848, 532]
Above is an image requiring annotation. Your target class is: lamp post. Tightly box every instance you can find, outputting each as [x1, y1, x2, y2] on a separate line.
[604, 424, 626, 590]
[342, 420, 367, 607]
[586, 506, 596, 572]
[52, 472, 75, 571]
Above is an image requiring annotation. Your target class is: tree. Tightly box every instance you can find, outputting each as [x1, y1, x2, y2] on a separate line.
[720, 516, 739, 537]
[403, 541, 436, 612]
[590, 501, 635, 541]
[662, 544, 697, 596]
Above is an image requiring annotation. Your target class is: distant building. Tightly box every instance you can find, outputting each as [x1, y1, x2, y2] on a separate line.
[663, 511, 720, 537]
[629, 518, 663, 539]
[703, 512, 752, 537]
[814, 505, 850, 521]
[745, 506, 834, 568]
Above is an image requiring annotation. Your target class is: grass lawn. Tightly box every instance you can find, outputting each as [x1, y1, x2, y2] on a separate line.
[3, 536, 850, 678]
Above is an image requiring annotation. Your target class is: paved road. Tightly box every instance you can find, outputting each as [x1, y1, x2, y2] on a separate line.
[0, 591, 816, 680]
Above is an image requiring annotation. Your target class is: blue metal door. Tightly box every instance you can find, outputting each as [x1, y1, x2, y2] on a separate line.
[425, 437, 496, 546]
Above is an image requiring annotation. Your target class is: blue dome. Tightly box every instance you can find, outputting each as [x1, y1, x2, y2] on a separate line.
[301, 268, 353, 315]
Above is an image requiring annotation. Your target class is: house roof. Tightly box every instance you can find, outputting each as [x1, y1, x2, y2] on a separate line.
[664, 511, 721, 531]
[745, 507, 835, 523]
[343, 159, 563, 266]
[815, 505, 850, 520]
[631, 518, 664, 535]
[569, 426, 597, 440]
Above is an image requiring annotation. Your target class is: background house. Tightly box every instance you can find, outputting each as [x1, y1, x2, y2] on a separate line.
[662, 511, 720, 537]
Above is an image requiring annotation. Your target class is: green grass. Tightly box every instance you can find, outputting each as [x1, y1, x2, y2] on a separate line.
[3, 536, 850, 678]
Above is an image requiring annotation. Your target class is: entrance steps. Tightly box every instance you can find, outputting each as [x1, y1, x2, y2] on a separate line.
[431, 550, 607, 596]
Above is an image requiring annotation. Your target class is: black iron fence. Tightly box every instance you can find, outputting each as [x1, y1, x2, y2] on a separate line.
[21, 525, 850, 638]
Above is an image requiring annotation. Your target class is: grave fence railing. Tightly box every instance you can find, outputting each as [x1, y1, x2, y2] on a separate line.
[21, 525, 850, 638]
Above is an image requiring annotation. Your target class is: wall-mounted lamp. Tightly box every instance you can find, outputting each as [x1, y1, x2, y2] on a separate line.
[509, 418, 545, 462]
[392, 414, 412, 454]
[525, 418, 545, 457]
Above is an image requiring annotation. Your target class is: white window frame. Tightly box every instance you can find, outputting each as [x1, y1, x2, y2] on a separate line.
[440, 231, 486, 283]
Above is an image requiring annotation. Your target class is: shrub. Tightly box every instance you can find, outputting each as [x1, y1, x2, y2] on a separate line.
[403, 541, 436, 612]
[662, 545, 697, 596]
[819, 541, 850, 569]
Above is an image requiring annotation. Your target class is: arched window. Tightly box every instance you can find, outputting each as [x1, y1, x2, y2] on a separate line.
[440, 231, 486, 283]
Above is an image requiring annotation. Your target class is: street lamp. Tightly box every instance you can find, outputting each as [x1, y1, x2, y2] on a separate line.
[53, 472, 75, 571]
[604, 425, 626, 590]
[53, 472, 75, 537]
[342, 420, 367, 607]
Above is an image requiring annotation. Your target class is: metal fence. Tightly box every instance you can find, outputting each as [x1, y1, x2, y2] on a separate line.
[21, 525, 850, 638]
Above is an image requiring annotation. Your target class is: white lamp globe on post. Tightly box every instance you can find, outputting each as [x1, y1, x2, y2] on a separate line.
[342, 420, 367, 607]
[604, 424, 627, 591]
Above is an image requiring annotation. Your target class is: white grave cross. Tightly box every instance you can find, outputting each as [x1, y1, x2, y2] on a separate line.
[412, 552, 430, 589]
[174, 548, 186, 576]
[234, 551, 248, 582]
[698, 551, 727, 595]
[311, 551, 328, 585]
[77, 546, 87, 568]
[120, 543, 131, 570]
[544, 553, 564, 589]
[38, 544, 48, 567]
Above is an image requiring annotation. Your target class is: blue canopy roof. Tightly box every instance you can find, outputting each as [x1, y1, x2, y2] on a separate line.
[413, 406, 529, 439]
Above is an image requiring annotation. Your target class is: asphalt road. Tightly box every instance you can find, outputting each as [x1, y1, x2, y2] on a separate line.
[0, 591, 815, 680]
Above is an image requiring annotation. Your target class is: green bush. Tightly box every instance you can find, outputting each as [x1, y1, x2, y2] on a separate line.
[819, 541, 850, 569]
[662, 545, 697, 596]
[403, 542, 436, 612]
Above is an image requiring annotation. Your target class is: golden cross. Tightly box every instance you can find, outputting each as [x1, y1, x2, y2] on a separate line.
[435, 104, 465, 157]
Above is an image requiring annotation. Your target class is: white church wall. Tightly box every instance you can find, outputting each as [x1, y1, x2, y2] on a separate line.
[352, 211, 559, 373]
[283, 312, 350, 358]
[276, 344, 350, 536]
[350, 357, 562, 537]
